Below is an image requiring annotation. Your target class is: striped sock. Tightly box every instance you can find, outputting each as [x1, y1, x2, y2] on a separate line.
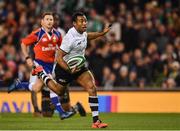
[89, 96, 99, 123]
[37, 72, 51, 86]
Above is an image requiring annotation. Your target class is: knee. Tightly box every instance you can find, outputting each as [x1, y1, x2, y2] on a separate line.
[31, 82, 43, 93]
[32, 86, 41, 93]
[86, 84, 97, 95]
[56, 83, 66, 96]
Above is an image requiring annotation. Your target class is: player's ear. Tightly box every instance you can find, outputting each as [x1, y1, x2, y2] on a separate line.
[73, 21, 76, 26]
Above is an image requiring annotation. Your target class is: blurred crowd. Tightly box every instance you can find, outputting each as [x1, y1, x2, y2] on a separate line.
[0, 0, 180, 89]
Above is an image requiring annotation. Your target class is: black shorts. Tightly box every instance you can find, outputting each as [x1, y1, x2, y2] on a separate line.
[54, 64, 89, 86]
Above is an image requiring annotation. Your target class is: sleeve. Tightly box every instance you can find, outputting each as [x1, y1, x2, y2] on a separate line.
[21, 32, 38, 46]
[57, 34, 62, 48]
[60, 36, 72, 53]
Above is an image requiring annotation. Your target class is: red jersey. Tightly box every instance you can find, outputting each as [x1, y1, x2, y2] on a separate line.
[21, 27, 62, 63]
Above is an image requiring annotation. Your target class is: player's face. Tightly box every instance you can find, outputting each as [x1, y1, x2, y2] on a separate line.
[41, 15, 54, 30]
[74, 15, 87, 33]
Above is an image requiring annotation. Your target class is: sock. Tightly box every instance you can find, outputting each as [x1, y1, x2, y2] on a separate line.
[89, 96, 99, 123]
[37, 72, 51, 86]
[50, 91, 65, 116]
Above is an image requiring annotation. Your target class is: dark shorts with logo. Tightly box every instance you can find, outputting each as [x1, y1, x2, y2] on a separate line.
[54, 64, 89, 86]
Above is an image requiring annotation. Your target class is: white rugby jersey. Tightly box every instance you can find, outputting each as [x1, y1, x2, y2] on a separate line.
[60, 27, 87, 62]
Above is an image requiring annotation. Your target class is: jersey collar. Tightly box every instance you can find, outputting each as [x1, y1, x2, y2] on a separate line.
[41, 27, 54, 39]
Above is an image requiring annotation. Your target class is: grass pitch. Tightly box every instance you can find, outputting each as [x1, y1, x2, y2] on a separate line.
[0, 113, 180, 130]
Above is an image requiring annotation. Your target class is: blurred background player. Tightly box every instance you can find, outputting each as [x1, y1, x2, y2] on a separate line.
[55, 12, 111, 128]
[8, 12, 74, 120]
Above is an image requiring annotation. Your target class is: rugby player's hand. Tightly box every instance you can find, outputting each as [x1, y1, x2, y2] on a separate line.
[71, 66, 80, 74]
[103, 23, 112, 34]
[26, 58, 34, 68]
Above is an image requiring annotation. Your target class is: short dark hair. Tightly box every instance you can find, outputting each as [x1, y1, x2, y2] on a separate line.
[41, 12, 54, 19]
[72, 12, 85, 22]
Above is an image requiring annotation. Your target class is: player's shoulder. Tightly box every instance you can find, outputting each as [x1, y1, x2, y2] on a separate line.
[31, 28, 41, 35]
[62, 33, 72, 43]
[65, 27, 76, 39]
[53, 28, 61, 38]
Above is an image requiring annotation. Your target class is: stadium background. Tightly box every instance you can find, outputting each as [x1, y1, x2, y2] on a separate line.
[0, 0, 180, 114]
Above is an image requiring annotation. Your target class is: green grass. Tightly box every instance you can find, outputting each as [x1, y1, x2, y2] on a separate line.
[0, 113, 180, 130]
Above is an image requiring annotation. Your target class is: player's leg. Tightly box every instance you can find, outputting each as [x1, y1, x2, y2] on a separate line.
[59, 87, 86, 116]
[60, 88, 74, 112]
[56, 86, 72, 111]
[8, 75, 44, 93]
[41, 89, 54, 117]
[41, 87, 76, 119]
[45, 79, 65, 96]
[33, 66, 75, 119]
[8, 61, 49, 93]
[41, 88, 76, 119]
[41, 88, 79, 119]
[49, 89, 75, 120]
[17, 64, 60, 94]
[30, 75, 44, 92]
[73, 102, 86, 116]
[49, 87, 86, 116]
[31, 91, 42, 117]
[76, 71, 108, 128]
[23, 75, 43, 117]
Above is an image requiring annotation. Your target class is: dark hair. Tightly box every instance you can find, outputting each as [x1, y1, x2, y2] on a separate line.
[72, 12, 85, 22]
[53, 13, 60, 21]
[41, 12, 54, 19]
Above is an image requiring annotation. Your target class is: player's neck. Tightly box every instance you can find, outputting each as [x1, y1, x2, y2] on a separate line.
[42, 26, 52, 33]
[74, 27, 83, 34]
[77, 30, 83, 34]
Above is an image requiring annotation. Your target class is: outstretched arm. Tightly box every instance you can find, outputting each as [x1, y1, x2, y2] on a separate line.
[87, 24, 111, 40]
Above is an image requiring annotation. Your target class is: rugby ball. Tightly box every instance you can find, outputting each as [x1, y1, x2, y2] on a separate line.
[67, 55, 86, 69]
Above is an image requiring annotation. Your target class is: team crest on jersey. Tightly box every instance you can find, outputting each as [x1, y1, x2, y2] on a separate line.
[52, 36, 57, 42]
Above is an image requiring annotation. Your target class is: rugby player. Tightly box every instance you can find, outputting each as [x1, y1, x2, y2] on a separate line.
[54, 12, 110, 128]
[8, 12, 74, 120]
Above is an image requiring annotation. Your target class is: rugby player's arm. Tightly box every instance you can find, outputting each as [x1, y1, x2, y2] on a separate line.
[21, 32, 37, 58]
[87, 24, 111, 40]
[56, 49, 70, 72]
[21, 32, 37, 67]
[21, 42, 34, 68]
[21, 43, 30, 59]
